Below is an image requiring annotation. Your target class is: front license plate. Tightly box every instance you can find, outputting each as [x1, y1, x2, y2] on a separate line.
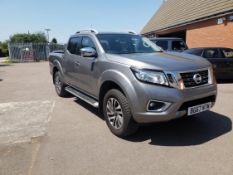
[188, 102, 212, 116]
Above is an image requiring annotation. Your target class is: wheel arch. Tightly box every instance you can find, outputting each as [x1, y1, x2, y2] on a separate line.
[98, 70, 137, 114]
[52, 60, 65, 84]
[99, 81, 126, 113]
[52, 67, 59, 84]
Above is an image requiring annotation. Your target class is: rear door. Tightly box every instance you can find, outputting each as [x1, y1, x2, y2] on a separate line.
[202, 48, 228, 80]
[63, 36, 82, 86]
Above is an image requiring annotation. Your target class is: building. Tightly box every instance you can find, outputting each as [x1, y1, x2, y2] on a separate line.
[141, 0, 233, 48]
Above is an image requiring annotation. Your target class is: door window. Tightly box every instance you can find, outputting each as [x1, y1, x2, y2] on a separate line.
[172, 40, 187, 51]
[67, 37, 82, 55]
[203, 49, 219, 58]
[221, 48, 233, 58]
[155, 40, 168, 50]
[82, 36, 96, 49]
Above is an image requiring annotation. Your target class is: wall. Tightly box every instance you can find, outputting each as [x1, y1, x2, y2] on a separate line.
[186, 14, 233, 48]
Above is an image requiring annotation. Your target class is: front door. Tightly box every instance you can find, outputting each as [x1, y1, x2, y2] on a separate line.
[73, 35, 98, 96]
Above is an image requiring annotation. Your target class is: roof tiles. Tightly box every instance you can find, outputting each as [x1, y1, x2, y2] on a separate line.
[141, 0, 233, 34]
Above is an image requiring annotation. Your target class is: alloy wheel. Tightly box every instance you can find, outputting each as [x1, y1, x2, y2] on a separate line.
[106, 98, 124, 129]
[55, 73, 62, 93]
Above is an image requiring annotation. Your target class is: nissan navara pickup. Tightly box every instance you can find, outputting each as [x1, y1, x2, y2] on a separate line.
[49, 30, 217, 137]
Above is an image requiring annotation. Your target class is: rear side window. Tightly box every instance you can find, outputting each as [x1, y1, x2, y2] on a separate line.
[155, 40, 168, 50]
[203, 49, 219, 58]
[82, 36, 96, 49]
[67, 37, 82, 55]
[221, 48, 233, 58]
[172, 40, 187, 51]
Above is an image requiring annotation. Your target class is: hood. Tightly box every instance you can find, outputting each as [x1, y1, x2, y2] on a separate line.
[106, 52, 211, 71]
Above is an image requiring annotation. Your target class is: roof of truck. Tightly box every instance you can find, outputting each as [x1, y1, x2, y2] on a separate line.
[73, 30, 138, 36]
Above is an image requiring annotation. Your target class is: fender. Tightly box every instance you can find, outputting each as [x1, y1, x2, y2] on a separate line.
[98, 69, 139, 111]
[52, 58, 67, 83]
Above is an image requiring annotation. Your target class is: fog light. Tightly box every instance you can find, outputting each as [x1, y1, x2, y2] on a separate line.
[147, 100, 171, 112]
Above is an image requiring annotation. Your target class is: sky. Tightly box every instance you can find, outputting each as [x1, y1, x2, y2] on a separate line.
[0, 0, 163, 43]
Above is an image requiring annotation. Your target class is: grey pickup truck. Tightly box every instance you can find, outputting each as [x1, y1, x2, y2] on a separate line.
[49, 30, 217, 137]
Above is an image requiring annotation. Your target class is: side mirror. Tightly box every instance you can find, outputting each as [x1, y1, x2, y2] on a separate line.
[80, 47, 97, 57]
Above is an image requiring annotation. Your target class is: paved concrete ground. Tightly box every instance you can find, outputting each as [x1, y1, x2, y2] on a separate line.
[0, 101, 54, 145]
[0, 62, 232, 175]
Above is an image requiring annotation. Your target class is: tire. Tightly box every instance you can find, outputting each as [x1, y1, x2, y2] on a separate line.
[103, 89, 138, 137]
[54, 71, 69, 97]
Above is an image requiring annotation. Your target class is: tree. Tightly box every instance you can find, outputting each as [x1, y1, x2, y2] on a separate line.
[0, 41, 9, 57]
[51, 38, 58, 44]
[9, 32, 47, 43]
[0, 42, 3, 57]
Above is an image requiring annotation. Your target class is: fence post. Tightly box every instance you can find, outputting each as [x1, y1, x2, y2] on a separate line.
[8, 43, 12, 60]
[20, 46, 23, 62]
[45, 44, 49, 60]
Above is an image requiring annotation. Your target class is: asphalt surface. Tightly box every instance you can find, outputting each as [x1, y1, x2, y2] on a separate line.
[0, 62, 232, 175]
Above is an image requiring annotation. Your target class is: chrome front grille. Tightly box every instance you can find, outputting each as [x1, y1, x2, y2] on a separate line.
[180, 70, 209, 88]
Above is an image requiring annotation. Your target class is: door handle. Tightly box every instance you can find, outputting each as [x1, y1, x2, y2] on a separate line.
[75, 61, 80, 66]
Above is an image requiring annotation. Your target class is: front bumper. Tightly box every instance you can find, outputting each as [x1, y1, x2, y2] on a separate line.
[129, 82, 217, 123]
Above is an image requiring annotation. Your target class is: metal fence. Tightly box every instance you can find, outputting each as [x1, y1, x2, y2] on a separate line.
[8, 43, 65, 62]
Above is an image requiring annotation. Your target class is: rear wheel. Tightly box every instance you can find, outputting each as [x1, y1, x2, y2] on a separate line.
[54, 71, 69, 97]
[103, 89, 138, 137]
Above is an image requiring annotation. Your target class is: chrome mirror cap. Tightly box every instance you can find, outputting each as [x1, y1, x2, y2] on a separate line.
[80, 47, 97, 57]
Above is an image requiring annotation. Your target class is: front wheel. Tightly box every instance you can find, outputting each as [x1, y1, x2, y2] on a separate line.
[54, 71, 69, 97]
[103, 89, 138, 137]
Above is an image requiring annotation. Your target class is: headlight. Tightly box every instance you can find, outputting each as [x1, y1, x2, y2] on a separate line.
[131, 67, 169, 86]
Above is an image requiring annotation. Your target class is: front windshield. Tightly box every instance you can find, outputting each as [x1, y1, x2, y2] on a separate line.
[97, 34, 161, 54]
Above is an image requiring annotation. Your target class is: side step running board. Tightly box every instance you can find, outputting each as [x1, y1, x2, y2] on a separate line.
[65, 86, 99, 108]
